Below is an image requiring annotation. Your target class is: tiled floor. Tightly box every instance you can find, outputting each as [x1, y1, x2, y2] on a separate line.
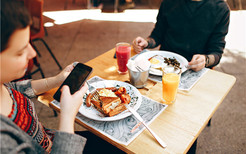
[32, 0, 246, 153]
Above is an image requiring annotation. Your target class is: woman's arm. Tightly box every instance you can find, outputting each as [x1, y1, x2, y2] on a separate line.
[31, 63, 75, 95]
[31, 76, 63, 96]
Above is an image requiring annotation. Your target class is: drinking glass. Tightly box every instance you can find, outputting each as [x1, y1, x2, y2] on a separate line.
[162, 66, 181, 105]
[116, 42, 131, 74]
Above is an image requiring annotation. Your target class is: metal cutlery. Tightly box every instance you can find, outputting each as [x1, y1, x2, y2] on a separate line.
[92, 90, 100, 101]
[125, 105, 167, 148]
[135, 66, 145, 72]
[86, 81, 96, 92]
[185, 65, 191, 69]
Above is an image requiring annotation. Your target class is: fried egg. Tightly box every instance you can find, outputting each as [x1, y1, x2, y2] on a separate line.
[149, 56, 166, 69]
[98, 89, 117, 97]
[149, 58, 160, 65]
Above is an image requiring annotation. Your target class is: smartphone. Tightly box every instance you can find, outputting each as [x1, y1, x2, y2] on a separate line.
[53, 63, 93, 102]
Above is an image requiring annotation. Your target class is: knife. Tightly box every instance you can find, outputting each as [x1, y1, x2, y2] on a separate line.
[125, 105, 167, 148]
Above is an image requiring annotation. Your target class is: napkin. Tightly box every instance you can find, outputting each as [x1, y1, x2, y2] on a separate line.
[127, 56, 151, 72]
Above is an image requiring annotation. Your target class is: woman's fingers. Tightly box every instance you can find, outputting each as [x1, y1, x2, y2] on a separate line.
[74, 83, 88, 98]
[60, 85, 70, 99]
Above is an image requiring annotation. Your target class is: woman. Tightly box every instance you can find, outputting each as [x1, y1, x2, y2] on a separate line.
[1, 1, 126, 153]
[0, 0, 87, 153]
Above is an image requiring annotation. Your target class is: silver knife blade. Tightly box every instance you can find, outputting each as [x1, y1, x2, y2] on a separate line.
[126, 105, 144, 122]
[125, 105, 167, 148]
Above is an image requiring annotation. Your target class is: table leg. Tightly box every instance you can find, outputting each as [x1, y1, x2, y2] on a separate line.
[148, 0, 152, 8]
[87, 0, 91, 9]
[238, 0, 242, 10]
[187, 139, 197, 154]
[114, 0, 119, 13]
[64, 0, 68, 9]
[207, 118, 211, 127]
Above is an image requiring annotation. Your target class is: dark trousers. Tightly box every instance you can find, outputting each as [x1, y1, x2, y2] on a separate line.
[75, 131, 126, 154]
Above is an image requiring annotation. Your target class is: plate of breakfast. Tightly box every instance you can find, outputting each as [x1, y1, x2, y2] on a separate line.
[79, 80, 142, 121]
[135, 50, 189, 76]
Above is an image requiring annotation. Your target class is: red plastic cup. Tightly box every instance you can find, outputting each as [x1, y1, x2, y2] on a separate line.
[116, 42, 131, 74]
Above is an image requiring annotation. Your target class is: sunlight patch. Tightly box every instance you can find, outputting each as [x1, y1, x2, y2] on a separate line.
[43, 9, 158, 25]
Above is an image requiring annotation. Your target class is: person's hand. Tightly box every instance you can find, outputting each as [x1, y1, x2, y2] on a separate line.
[31, 62, 79, 95]
[132, 37, 148, 53]
[188, 54, 206, 72]
[58, 83, 88, 133]
[60, 84, 88, 120]
[56, 62, 78, 85]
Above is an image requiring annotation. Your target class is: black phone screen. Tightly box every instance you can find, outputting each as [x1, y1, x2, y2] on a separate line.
[53, 63, 93, 102]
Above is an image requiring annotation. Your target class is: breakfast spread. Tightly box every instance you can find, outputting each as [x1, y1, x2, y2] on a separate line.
[86, 87, 131, 117]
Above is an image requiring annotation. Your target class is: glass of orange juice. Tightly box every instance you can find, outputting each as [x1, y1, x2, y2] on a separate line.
[162, 66, 181, 105]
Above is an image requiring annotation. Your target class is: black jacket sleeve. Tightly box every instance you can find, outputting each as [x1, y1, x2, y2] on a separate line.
[149, 1, 167, 47]
[205, 2, 230, 67]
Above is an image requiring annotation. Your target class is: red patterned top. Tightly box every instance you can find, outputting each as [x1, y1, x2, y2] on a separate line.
[7, 87, 55, 153]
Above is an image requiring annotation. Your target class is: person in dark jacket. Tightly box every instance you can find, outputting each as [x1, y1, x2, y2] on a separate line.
[133, 0, 230, 72]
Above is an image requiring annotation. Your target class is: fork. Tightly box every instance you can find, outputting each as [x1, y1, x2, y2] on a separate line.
[86, 81, 95, 92]
[185, 65, 191, 69]
[135, 66, 144, 72]
[92, 91, 100, 101]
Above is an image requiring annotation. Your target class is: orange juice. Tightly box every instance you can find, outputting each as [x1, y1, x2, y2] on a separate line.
[162, 72, 180, 104]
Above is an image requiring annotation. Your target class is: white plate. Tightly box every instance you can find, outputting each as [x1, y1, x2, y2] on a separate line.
[79, 80, 142, 121]
[135, 50, 188, 76]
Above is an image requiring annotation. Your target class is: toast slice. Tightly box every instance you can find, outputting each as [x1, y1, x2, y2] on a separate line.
[108, 103, 127, 117]
[100, 96, 121, 114]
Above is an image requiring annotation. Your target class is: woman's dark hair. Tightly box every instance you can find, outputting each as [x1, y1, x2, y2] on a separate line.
[1, 0, 32, 52]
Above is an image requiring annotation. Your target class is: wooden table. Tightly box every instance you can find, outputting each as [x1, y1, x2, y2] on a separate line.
[38, 48, 236, 153]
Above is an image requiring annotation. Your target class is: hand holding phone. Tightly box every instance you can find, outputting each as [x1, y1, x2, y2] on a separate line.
[53, 63, 93, 102]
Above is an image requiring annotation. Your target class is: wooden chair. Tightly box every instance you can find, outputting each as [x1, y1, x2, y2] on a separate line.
[27, 0, 62, 70]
